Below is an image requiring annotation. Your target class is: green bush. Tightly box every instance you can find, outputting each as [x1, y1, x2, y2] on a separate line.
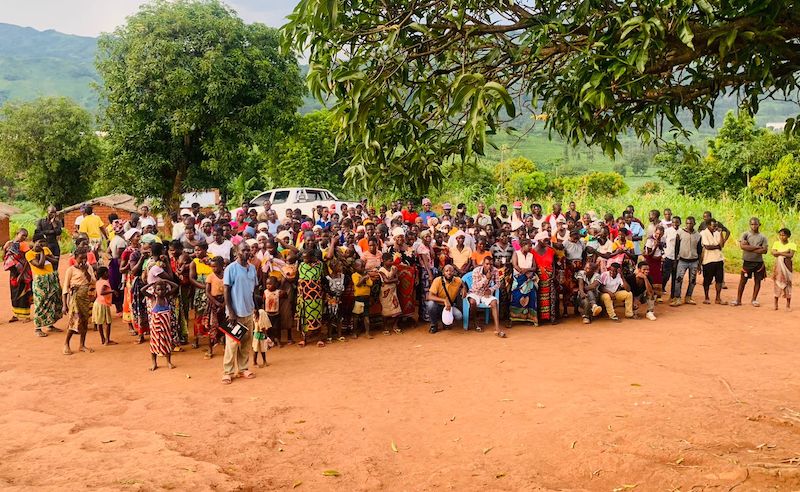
[504, 170, 549, 199]
[493, 157, 537, 184]
[553, 172, 628, 197]
[748, 154, 800, 206]
[637, 181, 663, 195]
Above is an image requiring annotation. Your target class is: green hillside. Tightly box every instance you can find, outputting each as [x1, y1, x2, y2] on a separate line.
[0, 23, 99, 109]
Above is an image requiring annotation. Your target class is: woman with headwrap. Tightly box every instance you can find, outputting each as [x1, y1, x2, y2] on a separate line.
[25, 232, 63, 336]
[4, 228, 33, 322]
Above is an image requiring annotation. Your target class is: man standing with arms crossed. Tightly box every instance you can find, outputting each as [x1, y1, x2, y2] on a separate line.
[222, 242, 258, 384]
[731, 217, 769, 307]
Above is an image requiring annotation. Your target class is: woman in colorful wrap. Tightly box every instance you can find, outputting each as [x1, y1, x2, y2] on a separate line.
[61, 247, 95, 355]
[120, 229, 146, 339]
[190, 241, 214, 346]
[532, 232, 558, 324]
[509, 238, 538, 325]
[387, 227, 418, 321]
[297, 249, 325, 347]
[26, 232, 63, 337]
[4, 228, 32, 322]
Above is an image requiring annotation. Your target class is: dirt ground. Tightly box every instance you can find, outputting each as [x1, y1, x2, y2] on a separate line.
[1, 267, 799, 492]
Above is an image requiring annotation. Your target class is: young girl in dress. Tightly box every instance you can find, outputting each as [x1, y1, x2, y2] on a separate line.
[142, 279, 178, 371]
[378, 253, 402, 335]
[92, 266, 116, 345]
[325, 259, 345, 341]
[204, 256, 226, 359]
[263, 276, 284, 346]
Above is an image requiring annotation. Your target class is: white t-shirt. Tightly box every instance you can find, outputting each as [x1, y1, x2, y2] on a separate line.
[663, 227, 679, 260]
[700, 229, 724, 264]
[599, 271, 623, 293]
[208, 240, 234, 262]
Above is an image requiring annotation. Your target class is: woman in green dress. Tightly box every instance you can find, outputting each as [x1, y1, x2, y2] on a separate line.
[297, 249, 325, 347]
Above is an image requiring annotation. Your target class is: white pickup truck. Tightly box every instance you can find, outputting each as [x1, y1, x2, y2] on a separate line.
[249, 187, 359, 219]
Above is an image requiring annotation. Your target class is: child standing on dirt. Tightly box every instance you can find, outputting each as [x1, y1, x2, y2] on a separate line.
[263, 276, 283, 346]
[204, 256, 226, 359]
[324, 259, 345, 341]
[378, 253, 402, 335]
[253, 309, 274, 368]
[142, 279, 179, 371]
[92, 266, 115, 345]
[771, 228, 795, 311]
[351, 259, 373, 339]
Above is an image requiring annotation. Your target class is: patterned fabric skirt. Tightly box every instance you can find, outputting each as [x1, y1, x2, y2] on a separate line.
[396, 263, 418, 321]
[193, 274, 208, 336]
[537, 273, 557, 322]
[205, 294, 225, 342]
[510, 273, 538, 324]
[176, 284, 192, 340]
[498, 265, 512, 320]
[67, 286, 94, 332]
[33, 272, 62, 328]
[9, 271, 32, 319]
[130, 277, 149, 334]
[122, 274, 134, 323]
[298, 279, 324, 332]
[380, 283, 402, 317]
[149, 309, 173, 356]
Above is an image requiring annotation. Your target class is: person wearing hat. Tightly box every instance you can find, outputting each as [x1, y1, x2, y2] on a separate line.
[511, 201, 525, 231]
[449, 231, 473, 276]
[426, 264, 466, 333]
[418, 198, 438, 225]
[441, 203, 453, 222]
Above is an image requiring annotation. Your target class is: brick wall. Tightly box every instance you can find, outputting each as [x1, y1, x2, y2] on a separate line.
[64, 206, 133, 233]
[0, 217, 9, 244]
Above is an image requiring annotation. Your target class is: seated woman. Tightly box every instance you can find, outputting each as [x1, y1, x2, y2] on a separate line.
[467, 257, 505, 337]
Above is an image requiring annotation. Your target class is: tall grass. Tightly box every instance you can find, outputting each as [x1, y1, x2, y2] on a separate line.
[424, 189, 799, 272]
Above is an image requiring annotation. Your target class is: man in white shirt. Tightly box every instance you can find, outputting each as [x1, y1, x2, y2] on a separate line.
[599, 262, 633, 321]
[700, 218, 728, 304]
[662, 215, 681, 299]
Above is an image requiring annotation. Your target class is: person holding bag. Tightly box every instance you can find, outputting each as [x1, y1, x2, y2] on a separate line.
[425, 264, 466, 333]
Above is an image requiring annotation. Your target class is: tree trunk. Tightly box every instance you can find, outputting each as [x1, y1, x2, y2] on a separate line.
[162, 133, 190, 237]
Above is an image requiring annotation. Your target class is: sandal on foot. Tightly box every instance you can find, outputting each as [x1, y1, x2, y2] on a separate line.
[382, 330, 390, 335]
[47, 326, 63, 333]
[729, 300, 741, 306]
[475, 326, 483, 332]
[221, 375, 232, 385]
[752, 301, 761, 307]
[35, 329, 48, 337]
[317, 341, 325, 347]
[241, 370, 256, 379]
[495, 331, 507, 338]
[338, 336, 346, 341]
[394, 328, 402, 334]
[297, 340, 306, 347]
[703, 299, 711, 305]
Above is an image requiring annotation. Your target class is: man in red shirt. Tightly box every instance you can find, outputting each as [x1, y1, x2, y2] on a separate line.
[401, 200, 419, 225]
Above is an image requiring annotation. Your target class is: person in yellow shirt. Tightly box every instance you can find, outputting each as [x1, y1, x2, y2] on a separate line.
[771, 227, 795, 311]
[351, 259, 373, 338]
[78, 206, 109, 258]
[25, 233, 63, 337]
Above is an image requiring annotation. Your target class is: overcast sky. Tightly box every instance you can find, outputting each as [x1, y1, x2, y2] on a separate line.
[0, 0, 296, 37]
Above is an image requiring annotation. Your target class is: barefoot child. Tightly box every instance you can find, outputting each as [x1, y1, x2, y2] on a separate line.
[142, 279, 179, 371]
[378, 253, 402, 334]
[253, 309, 274, 367]
[324, 259, 345, 340]
[351, 259, 373, 339]
[263, 276, 284, 346]
[204, 256, 226, 359]
[92, 266, 116, 345]
[62, 247, 96, 355]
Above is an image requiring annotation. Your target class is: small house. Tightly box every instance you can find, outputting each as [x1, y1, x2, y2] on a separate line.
[58, 194, 143, 232]
[0, 202, 22, 244]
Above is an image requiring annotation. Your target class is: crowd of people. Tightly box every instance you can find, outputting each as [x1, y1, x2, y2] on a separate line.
[2, 198, 796, 383]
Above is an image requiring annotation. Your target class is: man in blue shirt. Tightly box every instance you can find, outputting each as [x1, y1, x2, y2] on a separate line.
[316, 207, 331, 230]
[625, 212, 645, 257]
[222, 242, 258, 384]
[418, 198, 438, 225]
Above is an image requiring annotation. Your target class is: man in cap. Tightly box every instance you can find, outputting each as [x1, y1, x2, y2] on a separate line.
[441, 203, 453, 222]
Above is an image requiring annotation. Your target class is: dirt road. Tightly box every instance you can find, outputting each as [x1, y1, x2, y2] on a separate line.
[0, 271, 799, 491]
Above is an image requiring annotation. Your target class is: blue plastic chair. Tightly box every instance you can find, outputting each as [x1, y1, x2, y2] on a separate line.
[461, 270, 500, 329]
